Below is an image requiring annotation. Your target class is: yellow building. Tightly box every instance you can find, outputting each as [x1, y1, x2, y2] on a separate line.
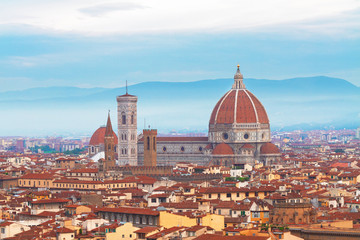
[52, 177, 137, 191]
[201, 186, 276, 201]
[18, 173, 54, 188]
[106, 222, 139, 240]
[64, 205, 93, 216]
[159, 211, 224, 232]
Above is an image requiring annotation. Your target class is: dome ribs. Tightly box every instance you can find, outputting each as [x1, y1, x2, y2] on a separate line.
[216, 90, 236, 124]
[247, 91, 269, 124]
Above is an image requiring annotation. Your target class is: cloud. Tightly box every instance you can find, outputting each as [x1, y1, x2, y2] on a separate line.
[2, 54, 76, 68]
[79, 2, 147, 17]
[0, 0, 360, 37]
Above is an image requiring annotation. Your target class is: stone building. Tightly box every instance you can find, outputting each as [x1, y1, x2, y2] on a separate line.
[270, 203, 317, 225]
[88, 125, 118, 158]
[117, 92, 138, 166]
[89, 65, 281, 167]
[137, 66, 281, 167]
[143, 129, 157, 167]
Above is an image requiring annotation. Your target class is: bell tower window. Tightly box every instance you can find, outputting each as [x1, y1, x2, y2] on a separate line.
[122, 112, 126, 124]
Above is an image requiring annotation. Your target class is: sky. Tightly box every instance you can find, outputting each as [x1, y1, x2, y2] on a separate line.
[0, 0, 360, 92]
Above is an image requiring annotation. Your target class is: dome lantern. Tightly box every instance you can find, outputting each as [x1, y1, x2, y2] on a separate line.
[232, 65, 245, 89]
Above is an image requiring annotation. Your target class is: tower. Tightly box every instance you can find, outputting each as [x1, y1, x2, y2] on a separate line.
[104, 112, 116, 171]
[117, 90, 138, 166]
[143, 129, 157, 167]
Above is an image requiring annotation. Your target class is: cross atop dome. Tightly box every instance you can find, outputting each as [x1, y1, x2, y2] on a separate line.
[232, 64, 245, 89]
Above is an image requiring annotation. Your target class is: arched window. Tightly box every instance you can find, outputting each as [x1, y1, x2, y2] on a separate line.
[122, 112, 126, 124]
[124, 134, 127, 140]
[131, 114, 134, 124]
[153, 137, 156, 150]
[147, 137, 150, 150]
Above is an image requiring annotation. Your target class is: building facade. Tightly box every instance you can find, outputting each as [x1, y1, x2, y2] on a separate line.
[88, 65, 280, 167]
[137, 66, 280, 167]
[117, 93, 138, 166]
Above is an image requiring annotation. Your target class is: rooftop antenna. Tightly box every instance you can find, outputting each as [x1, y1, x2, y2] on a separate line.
[126, 80, 128, 94]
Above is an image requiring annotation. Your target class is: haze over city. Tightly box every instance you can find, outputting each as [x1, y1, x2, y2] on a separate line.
[1, 0, 360, 136]
[1, 1, 360, 240]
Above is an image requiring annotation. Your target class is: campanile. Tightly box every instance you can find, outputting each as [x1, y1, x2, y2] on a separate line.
[117, 91, 138, 166]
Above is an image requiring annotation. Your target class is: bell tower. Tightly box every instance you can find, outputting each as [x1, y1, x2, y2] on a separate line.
[104, 112, 116, 171]
[143, 129, 157, 167]
[117, 87, 138, 166]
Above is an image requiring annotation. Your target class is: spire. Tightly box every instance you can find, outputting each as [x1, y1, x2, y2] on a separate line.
[105, 110, 113, 137]
[232, 64, 246, 89]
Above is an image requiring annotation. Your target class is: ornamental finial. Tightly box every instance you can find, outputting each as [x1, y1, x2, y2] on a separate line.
[232, 64, 245, 89]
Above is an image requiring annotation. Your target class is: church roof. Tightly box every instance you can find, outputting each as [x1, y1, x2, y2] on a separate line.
[212, 143, 234, 155]
[260, 142, 280, 154]
[89, 126, 118, 146]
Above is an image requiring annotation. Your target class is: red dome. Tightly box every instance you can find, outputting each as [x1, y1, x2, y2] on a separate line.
[260, 143, 280, 154]
[242, 144, 254, 149]
[209, 89, 269, 125]
[212, 143, 234, 155]
[89, 127, 118, 146]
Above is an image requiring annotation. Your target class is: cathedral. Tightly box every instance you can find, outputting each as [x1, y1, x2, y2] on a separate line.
[89, 66, 280, 168]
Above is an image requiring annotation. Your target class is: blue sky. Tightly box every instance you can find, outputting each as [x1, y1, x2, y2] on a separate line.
[0, 0, 360, 92]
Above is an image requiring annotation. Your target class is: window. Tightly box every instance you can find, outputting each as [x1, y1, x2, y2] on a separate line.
[244, 133, 249, 139]
[131, 114, 134, 124]
[153, 137, 156, 150]
[122, 112, 126, 124]
[181, 146, 185, 152]
[147, 137, 150, 150]
[252, 212, 260, 218]
[1, 228, 5, 234]
[222, 132, 229, 140]
[227, 193, 231, 198]
[163, 146, 167, 152]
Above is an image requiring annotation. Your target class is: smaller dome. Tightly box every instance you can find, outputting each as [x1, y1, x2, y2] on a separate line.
[260, 143, 280, 154]
[212, 143, 234, 155]
[242, 144, 254, 149]
[89, 127, 118, 146]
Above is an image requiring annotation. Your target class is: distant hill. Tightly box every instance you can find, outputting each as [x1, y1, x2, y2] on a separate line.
[0, 76, 359, 136]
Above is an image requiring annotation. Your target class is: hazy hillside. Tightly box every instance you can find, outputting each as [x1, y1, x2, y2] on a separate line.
[0, 76, 359, 136]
